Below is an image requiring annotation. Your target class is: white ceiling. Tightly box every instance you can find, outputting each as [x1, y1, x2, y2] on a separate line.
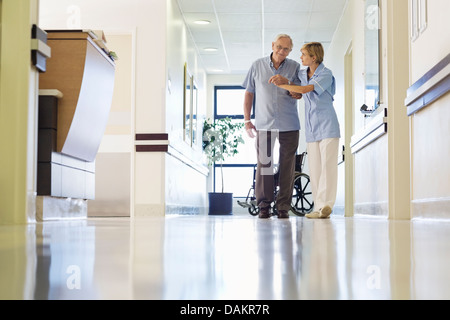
[177, 0, 348, 75]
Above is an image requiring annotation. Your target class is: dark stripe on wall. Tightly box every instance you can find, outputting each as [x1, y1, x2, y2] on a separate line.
[135, 133, 169, 153]
[136, 145, 168, 152]
[135, 133, 168, 141]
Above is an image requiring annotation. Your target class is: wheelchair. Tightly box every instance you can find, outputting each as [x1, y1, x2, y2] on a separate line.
[237, 152, 314, 216]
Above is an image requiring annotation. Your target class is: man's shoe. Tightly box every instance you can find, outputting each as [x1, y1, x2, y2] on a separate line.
[305, 211, 321, 219]
[319, 205, 332, 219]
[278, 210, 289, 219]
[258, 207, 271, 219]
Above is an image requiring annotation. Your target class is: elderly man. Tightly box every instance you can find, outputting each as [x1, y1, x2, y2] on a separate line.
[242, 34, 302, 219]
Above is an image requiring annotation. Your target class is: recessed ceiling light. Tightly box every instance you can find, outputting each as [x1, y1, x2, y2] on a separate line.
[204, 47, 218, 52]
[194, 20, 211, 25]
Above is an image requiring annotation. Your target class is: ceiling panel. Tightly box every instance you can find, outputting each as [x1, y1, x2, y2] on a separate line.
[225, 44, 261, 57]
[214, 0, 262, 13]
[312, 0, 347, 11]
[308, 11, 342, 28]
[177, 0, 348, 74]
[222, 30, 262, 44]
[182, 12, 218, 26]
[264, 0, 313, 13]
[217, 13, 262, 31]
[178, 0, 214, 12]
[264, 13, 311, 29]
[304, 28, 336, 42]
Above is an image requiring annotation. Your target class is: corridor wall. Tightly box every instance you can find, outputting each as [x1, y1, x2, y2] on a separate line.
[408, 0, 450, 219]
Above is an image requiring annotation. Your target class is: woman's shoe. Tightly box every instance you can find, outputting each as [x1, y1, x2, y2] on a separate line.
[319, 205, 332, 219]
[305, 211, 320, 219]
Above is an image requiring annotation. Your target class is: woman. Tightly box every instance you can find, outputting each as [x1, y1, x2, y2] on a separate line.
[269, 42, 341, 219]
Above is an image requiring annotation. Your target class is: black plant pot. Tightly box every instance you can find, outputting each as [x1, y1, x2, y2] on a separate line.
[208, 192, 233, 215]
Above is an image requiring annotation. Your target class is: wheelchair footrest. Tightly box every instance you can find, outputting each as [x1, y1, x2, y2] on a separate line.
[237, 200, 251, 208]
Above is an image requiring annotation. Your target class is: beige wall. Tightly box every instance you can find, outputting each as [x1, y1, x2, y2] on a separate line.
[409, 0, 450, 219]
[410, 1, 450, 83]
[0, 0, 40, 223]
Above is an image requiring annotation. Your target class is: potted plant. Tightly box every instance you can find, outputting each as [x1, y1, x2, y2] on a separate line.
[202, 117, 245, 215]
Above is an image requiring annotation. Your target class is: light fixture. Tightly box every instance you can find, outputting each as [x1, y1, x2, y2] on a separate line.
[203, 47, 218, 52]
[194, 20, 211, 25]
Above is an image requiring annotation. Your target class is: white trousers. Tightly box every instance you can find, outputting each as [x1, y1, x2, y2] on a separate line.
[307, 138, 340, 211]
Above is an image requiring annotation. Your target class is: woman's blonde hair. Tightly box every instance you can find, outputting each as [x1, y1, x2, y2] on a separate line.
[301, 42, 324, 65]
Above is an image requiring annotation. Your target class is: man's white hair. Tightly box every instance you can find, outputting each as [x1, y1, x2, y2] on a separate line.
[273, 34, 293, 49]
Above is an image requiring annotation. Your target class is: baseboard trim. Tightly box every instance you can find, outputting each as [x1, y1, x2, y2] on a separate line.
[332, 205, 345, 216]
[412, 197, 450, 220]
[36, 196, 87, 221]
[165, 205, 205, 215]
[134, 204, 165, 217]
[354, 201, 388, 218]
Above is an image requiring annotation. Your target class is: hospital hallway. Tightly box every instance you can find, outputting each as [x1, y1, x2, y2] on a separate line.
[1, 212, 450, 301]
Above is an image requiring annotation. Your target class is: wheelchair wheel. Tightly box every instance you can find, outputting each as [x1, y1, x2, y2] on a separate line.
[248, 203, 260, 216]
[291, 173, 314, 216]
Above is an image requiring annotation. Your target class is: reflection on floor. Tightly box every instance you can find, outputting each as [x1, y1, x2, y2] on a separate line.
[1, 212, 450, 300]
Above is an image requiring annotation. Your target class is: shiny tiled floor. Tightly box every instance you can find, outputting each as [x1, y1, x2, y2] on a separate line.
[1, 212, 450, 300]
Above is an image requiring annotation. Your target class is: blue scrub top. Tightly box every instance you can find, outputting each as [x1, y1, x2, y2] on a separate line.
[243, 55, 301, 132]
[299, 63, 341, 143]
